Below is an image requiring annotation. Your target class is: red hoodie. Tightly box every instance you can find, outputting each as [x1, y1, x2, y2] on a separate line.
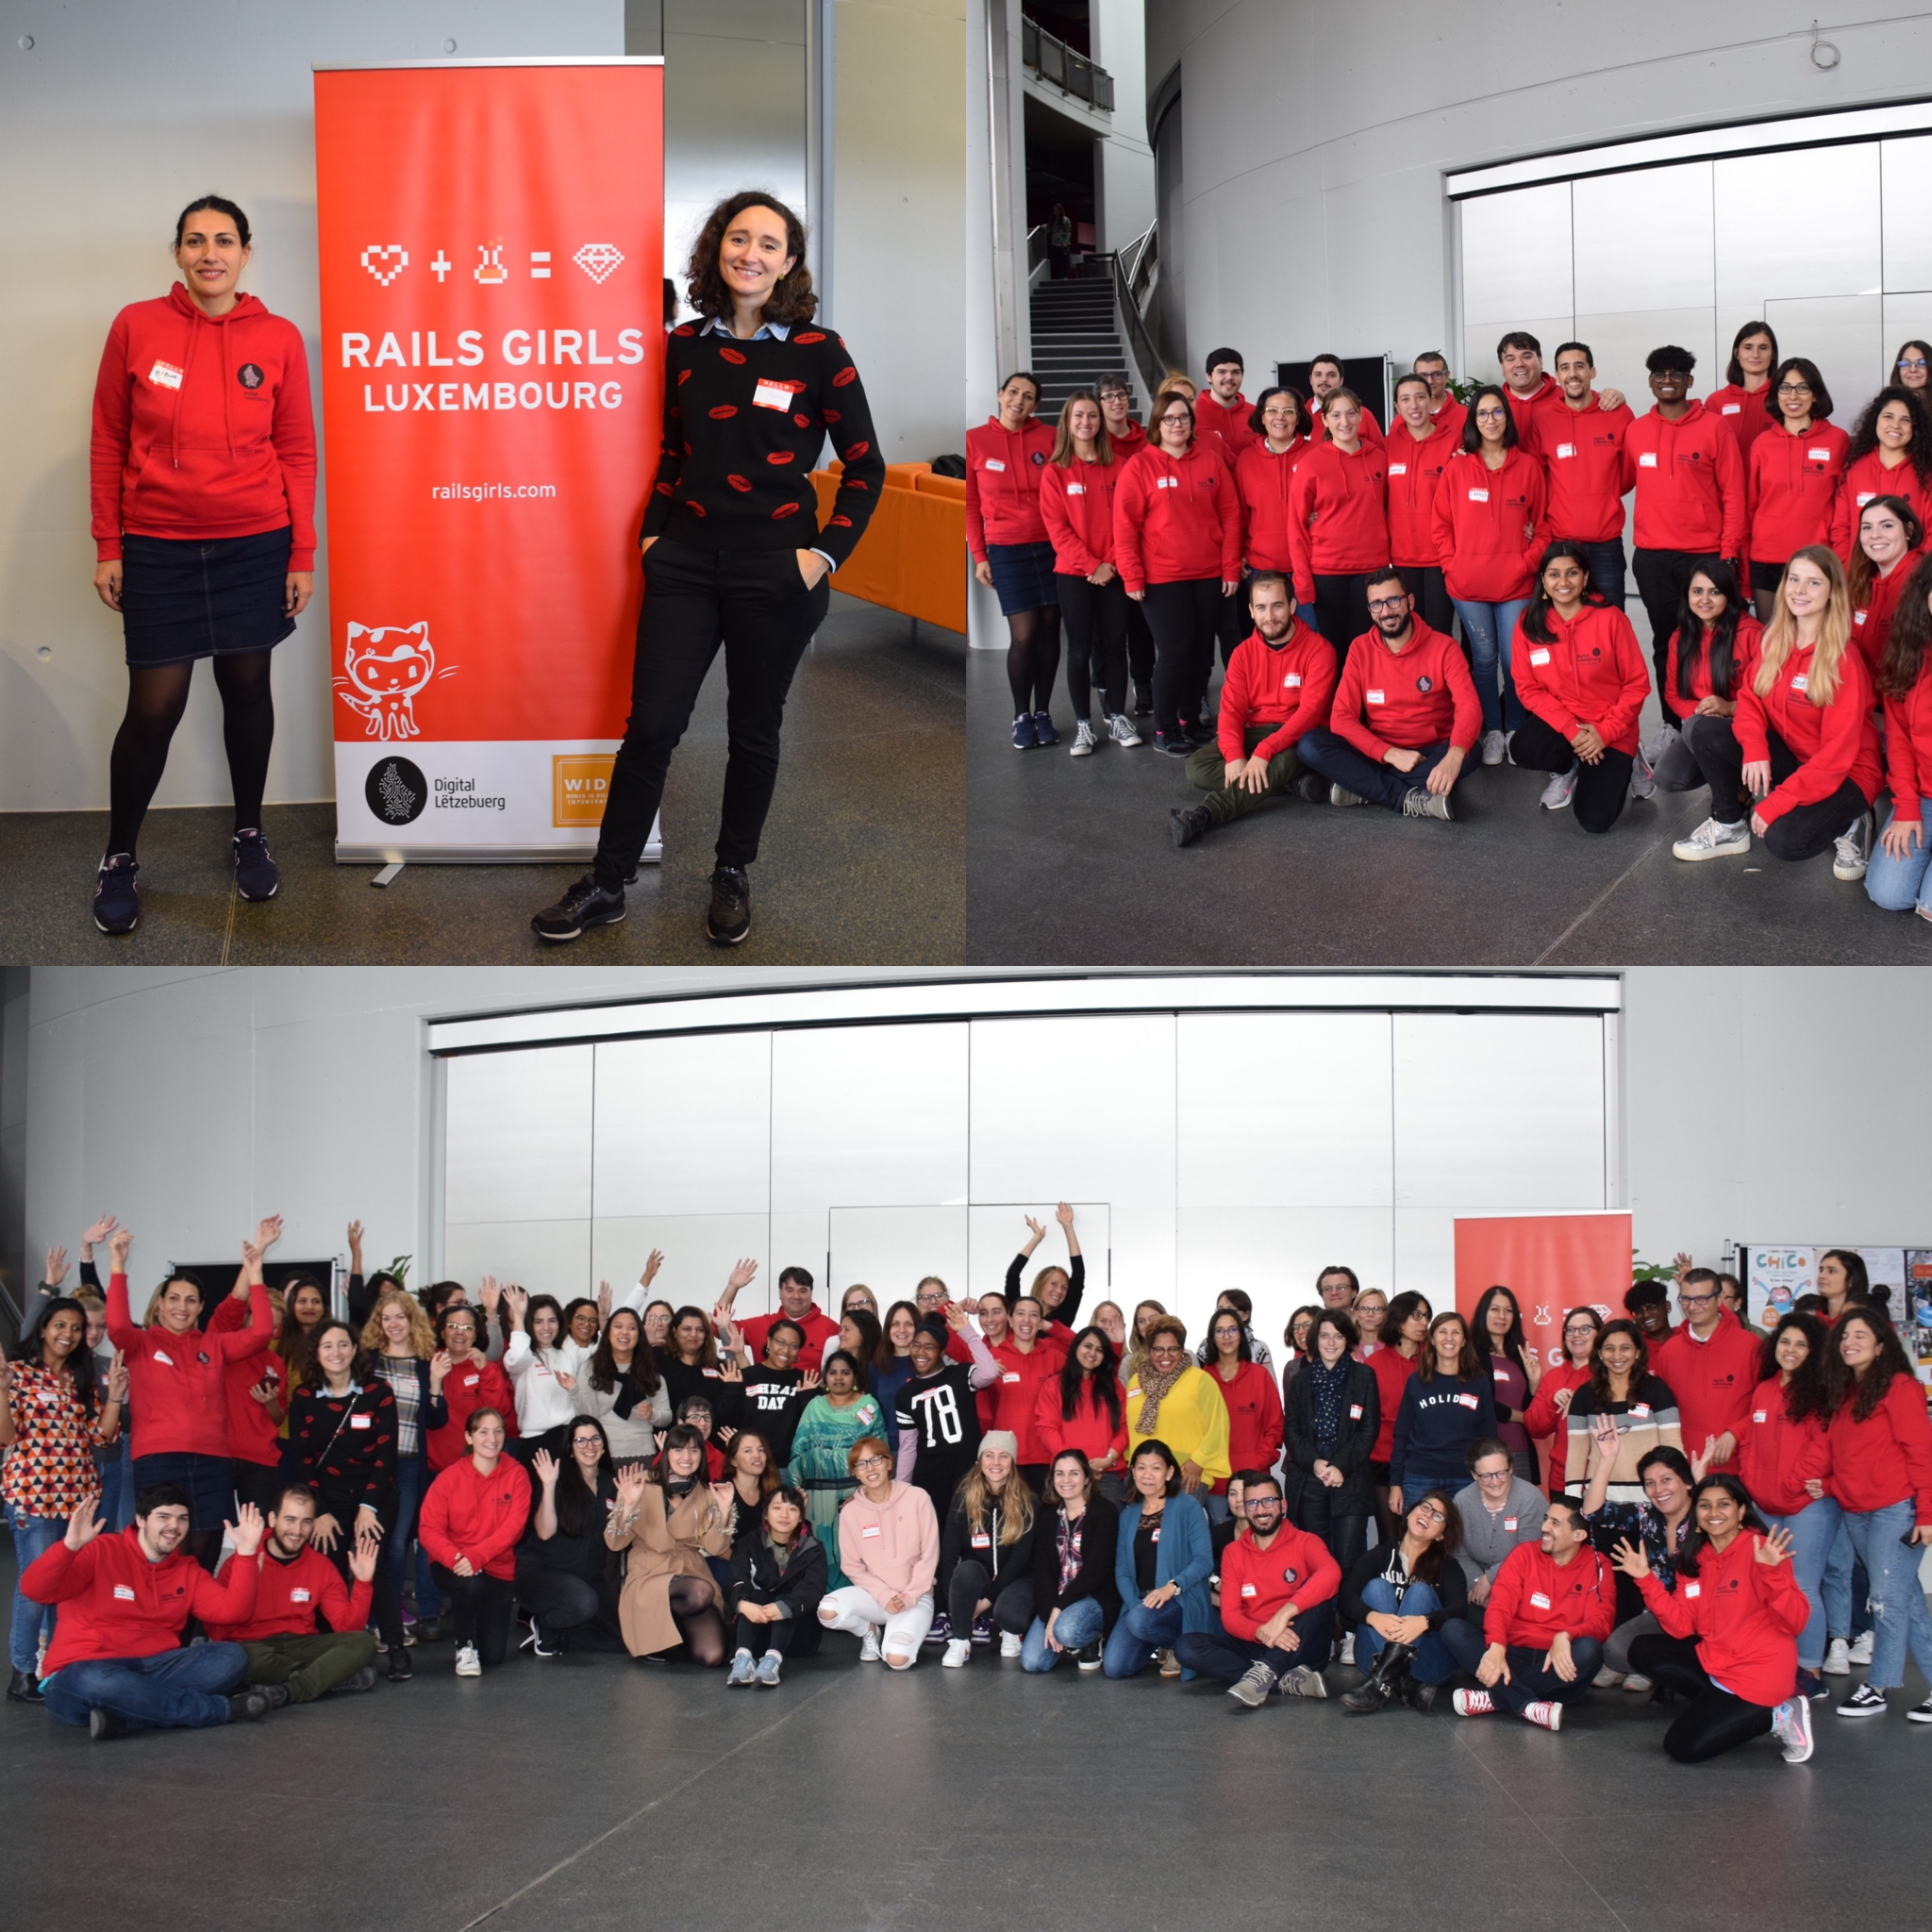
[1882, 651, 1932, 821]
[1706, 383, 1780, 467]
[1638, 1530, 1807, 1708]
[23, 1525, 258, 1673]
[1234, 438, 1312, 573]
[1383, 417, 1458, 566]
[991, 1334, 1070, 1465]
[208, 1292, 285, 1468]
[1033, 1373, 1128, 1470]
[1308, 401, 1385, 449]
[1329, 617, 1482, 759]
[1824, 1373, 1932, 1524]
[1196, 390, 1257, 458]
[1431, 446, 1550, 601]
[1286, 439, 1390, 601]
[1215, 622, 1339, 763]
[1368, 1347, 1420, 1463]
[1039, 452, 1125, 575]
[1664, 614, 1763, 708]
[1219, 1522, 1341, 1641]
[1208, 1361, 1285, 1496]
[1523, 1363, 1591, 1497]
[1483, 1537, 1616, 1649]
[1622, 402, 1747, 556]
[1827, 453, 1931, 558]
[427, 1356, 520, 1472]
[965, 416, 1055, 558]
[1747, 422, 1851, 563]
[1511, 601, 1652, 757]
[1112, 442, 1241, 593]
[1737, 1376, 1831, 1518]
[1503, 375, 1565, 450]
[739, 1304, 840, 1362]
[91, 286, 316, 569]
[418, 1453, 532, 1580]
[1428, 396, 1469, 444]
[208, 1540, 375, 1642]
[1655, 1309, 1765, 1460]
[1536, 395, 1636, 543]
[1734, 641, 1883, 825]
[108, 1272, 270, 1460]
[1850, 545, 1930, 677]
[1108, 418, 1149, 459]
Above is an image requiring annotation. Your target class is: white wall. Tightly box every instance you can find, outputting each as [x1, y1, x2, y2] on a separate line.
[1147, 1, 1932, 387]
[1091, 0, 1154, 252]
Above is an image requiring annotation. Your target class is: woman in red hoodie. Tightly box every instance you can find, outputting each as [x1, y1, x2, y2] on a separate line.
[1705, 322, 1780, 469]
[1113, 391, 1241, 758]
[967, 372, 1061, 750]
[1034, 1327, 1128, 1491]
[1651, 561, 1764, 856]
[1524, 1308, 1603, 1501]
[1829, 387, 1932, 558]
[1039, 392, 1138, 756]
[1233, 386, 1309, 587]
[1613, 1474, 1814, 1763]
[1384, 374, 1459, 635]
[1433, 385, 1549, 765]
[419, 1406, 531, 1675]
[88, 197, 316, 935]
[1745, 358, 1850, 621]
[1507, 543, 1650, 833]
[1845, 495, 1927, 680]
[1867, 552, 1932, 917]
[1203, 1309, 1284, 1522]
[1286, 389, 1390, 672]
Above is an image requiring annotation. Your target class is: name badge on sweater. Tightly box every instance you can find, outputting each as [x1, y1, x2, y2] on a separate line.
[1366, 689, 1385, 705]
[1150, 1526, 1161, 1543]
[1854, 610, 1867, 625]
[148, 360, 184, 390]
[1156, 475, 1178, 490]
[1807, 447, 1831, 461]
[465, 1374, 480, 1388]
[1722, 404, 1741, 415]
[1285, 672, 1302, 688]
[1684, 1582, 1702, 1598]
[1529, 647, 1551, 665]
[1001, 1372, 1021, 1383]
[983, 458, 1006, 472]
[350, 1414, 372, 1429]
[702, 1367, 720, 1377]
[753, 378, 802, 411]
[1857, 491, 1875, 507]
[972, 1532, 991, 1548]
[1457, 1392, 1479, 1409]
[1493, 1367, 1509, 1380]
[1753, 1409, 1768, 1424]
[1530, 1591, 1551, 1608]
[1241, 1583, 1257, 1596]
[153, 1350, 174, 1366]
[1791, 674, 1808, 692]
[114, 1584, 137, 1600]
[1557, 443, 1577, 459]
[291, 1589, 311, 1603]
[1468, 487, 1490, 503]
[1631, 1404, 1651, 1418]
[1389, 462, 1407, 475]
[1639, 453, 1658, 468]
[1504, 1517, 1518, 1531]
[1067, 483, 1086, 495]
[860, 1524, 880, 1539]
[1349, 1403, 1363, 1418]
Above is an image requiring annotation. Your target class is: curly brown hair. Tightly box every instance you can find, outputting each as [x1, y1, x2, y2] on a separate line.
[685, 190, 817, 325]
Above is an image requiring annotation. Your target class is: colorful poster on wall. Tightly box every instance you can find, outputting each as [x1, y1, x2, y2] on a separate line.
[314, 58, 664, 859]
[1747, 1246, 1814, 1328]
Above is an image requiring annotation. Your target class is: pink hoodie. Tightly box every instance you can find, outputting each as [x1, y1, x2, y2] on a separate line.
[837, 1480, 940, 1602]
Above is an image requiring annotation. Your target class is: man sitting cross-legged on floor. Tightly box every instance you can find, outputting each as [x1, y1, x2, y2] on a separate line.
[1171, 572, 1336, 847]
[1296, 566, 1480, 821]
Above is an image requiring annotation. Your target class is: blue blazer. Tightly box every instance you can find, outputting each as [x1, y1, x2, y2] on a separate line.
[1115, 1490, 1216, 1678]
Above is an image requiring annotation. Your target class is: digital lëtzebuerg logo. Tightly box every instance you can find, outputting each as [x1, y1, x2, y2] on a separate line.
[366, 755, 428, 825]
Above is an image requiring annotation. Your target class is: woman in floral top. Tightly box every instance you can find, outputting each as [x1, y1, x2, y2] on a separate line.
[2, 1296, 125, 1702]
[1581, 1424, 1699, 1693]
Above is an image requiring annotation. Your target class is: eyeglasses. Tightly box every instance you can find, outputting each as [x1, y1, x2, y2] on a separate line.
[1367, 595, 1409, 612]
[1475, 1467, 1512, 1484]
[853, 1456, 890, 1474]
[1244, 1497, 1284, 1513]
[1653, 369, 1690, 380]
[1148, 1344, 1184, 1358]
[1679, 1291, 1717, 1307]
[1900, 359, 1928, 373]
[1412, 1504, 1446, 1524]
[1776, 383, 1813, 396]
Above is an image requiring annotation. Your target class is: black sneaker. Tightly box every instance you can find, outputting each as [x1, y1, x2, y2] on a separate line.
[706, 866, 751, 945]
[232, 827, 279, 900]
[1839, 1683, 1889, 1718]
[1152, 731, 1191, 758]
[337, 1665, 379, 1694]
[387, 1646, 414, 1681]
[7, 1669, 42, 1703]
[89, 1707, 126, 1741]
[1133, 682, 1154, 717]
[530, 874, 626, 942]
[227, 1687, 274, 1723]
[93, 853, 140, 934]
[1170, 805, 1212, 848]
[259, 1683, 291, 1710]
[1294, 771, 1328, 803]
[1186, 717, 1219, 747]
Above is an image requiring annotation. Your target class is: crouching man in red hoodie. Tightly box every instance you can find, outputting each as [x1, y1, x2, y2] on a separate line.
[1444, 1494, 1614, 1730]
[1174, 1470, 1341, 1707]
[208, 1482, 382, 1704]
[23, 1488, 280, 1740]
[1170, 572, 1336, 848]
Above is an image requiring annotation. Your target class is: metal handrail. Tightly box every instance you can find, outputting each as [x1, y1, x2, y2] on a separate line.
[1021, 17, 1113, 115]
[1026, 223, 1048, 275]
[1111, 220, 1167, 400]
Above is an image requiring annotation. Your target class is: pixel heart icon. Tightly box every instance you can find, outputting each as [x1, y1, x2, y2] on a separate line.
[361, 244, 408, 287]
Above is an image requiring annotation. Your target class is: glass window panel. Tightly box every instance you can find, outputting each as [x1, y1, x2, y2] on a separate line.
[445, 1046, 591, 1225]
[591, 1212, 774, 1322]
[1761, 295, 1885, 441]
[1714, 146, 1880, 308]
[1882, 137, 1932, 291]
[830, 1208, 970, 1313]
[592, 1033, 771, 1220]
[968, 1203, 1109, 1305]
[1460, 182, 1573, 341]
[1570, 307, 1719, 415]
[442, 1218, 591, 1304]
[1572, 162, 1714, 312]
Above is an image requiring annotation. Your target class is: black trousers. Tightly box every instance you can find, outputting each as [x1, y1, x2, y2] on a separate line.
[1214, 577, 1249, 669]
[1681, 718, 1869, 860]
[1311, 573, 1374, 675]
[1293, 1481, 1368, 1587]
[1125, 597, 1155, 693]
[1627, 1630, 1777, 1763]
[230, 1457, 283, 1519]
[946, 1560, 1036, 1637]
[433, 1565, 517, 1666]
[317, 1488, 404, 1650]
[514, 1560, 627, 1652]
[734, 1607, 824, 1658]
[1057, 572, 1129, 718]
[1141, 577, 1221, 739]
[1401, 563, 1456, 640]
[1508, 712, 1637, 834]
[1632, 547, 1707, 726]
[591, 542, 831, 883]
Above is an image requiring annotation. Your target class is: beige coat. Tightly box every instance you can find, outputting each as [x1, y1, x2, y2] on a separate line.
[606, 1481, 732, 1657]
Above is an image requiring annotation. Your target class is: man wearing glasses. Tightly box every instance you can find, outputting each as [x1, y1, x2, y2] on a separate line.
[1296, 568, 1480, 819]
[1654, 1267, 1758, 1472]
[1452, 1440, 1548, 1609]
[1174, 1470, 1341, 1707]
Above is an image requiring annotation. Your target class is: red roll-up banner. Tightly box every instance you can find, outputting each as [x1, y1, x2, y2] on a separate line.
[1454, 1211, 1633, 1373]
[314, 59, 664, 859]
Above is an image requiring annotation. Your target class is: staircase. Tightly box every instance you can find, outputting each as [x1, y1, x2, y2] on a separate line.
[1027, 265, 1135, 423]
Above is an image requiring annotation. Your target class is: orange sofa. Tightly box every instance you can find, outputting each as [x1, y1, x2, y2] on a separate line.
[809, 460, 967, 634]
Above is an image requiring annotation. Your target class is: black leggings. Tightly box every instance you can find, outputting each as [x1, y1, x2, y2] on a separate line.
[1056, 572, 1128, 718]
[1141, 576, 1220, 739]
[1509, 711, 1637, 834]
[1006, 605, 1062, 715]
[1627, 1631, 1778, 1762]
[433, 1565, 517, 1666]
[108, 649, 275, 856]
[515, 1562, 627, 1651]
[666, 1574, 727, 1666]
[1678, 716, 1869, 861]
[1312, 574, 1374, 675]
[945, 1561, 1036, 1637]
[734, 1608, 825, 1658]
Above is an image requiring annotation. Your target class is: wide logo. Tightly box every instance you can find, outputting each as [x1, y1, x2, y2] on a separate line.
[365, 756, 428, 825]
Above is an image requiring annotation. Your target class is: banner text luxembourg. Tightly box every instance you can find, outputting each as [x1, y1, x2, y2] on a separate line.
[341, 327, 649, 411]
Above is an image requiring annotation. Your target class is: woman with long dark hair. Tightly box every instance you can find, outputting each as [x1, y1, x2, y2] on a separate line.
[1204, 1307, 1284, 1524]
[1707, 321, 1779, 464]
[1829, 385, 1932, 558]
[1745, 358, 1848, 622]
[1891, 339, 1932, 395]
[87, 195, 316, 934]
[714, 1428, 782, 1548]
[1523, 1307, 1604, 1499]
[533, 191, 884, 947]
[502, 1288, 591, 1465]
[1389, 1313, 1497, 1515]
[1035, 1325, 1126, 1494]
[1022, 1448, 1121, 1672]
[1469, 1286, 1545, 1484]
[575, 1305, 669, 1466]
[1366, 1291, 1428, 1543]
[1845, 494, 1928, 679]
[1869, 550, 1932, 916]
[656, 1304, 729, 1421]
[1339, 1488, 1468, 1712]
[787, 1350, 891, 1588]
[1561, 1318, 1684, 1536]
[518, 1419, 624, 1656]
[1652, 559, 1765, 842]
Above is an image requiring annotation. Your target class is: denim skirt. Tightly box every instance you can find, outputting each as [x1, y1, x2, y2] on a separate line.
[987, 540, 1058, 616]
[120, 526, 295, 668]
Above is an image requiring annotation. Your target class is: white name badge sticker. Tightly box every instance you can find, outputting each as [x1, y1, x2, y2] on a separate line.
[1349, 1403, 1364, 1418]
[1639, 452, 1658, 468]
[1631, 1404, 1651, 1418]
[752, 378, 801, 411]
[1504, 1517, 1518, 1531]
[1791, 674, 1808, 692]
[1722, 403, 1741, 415]
[1855, 610, 1867, 625]
[148, 359, 184, 390]
[1001, 1372, 1021, 1384]
[153, 1350, 174, 1367]
[1389, 462, 1407, 475]
[971, 1532, 991, 1548]
[1530, 1591, 1552, 1608]
[1684, 1582, 1702, 1598]
[1807, 448, 1831, 461]
[1468, 487, 1490, 502]
[1857, 491, 1875, 506]
[1066, 483, 1085, 495]
[1557, 442, 1577, 459]
[1494, 1367, 1508, 1379]
[1457, 1392, 1479, 1409]
[114, 1584, 137, 1601]
[291, 1589, 311, 1603]
[1241, 1583, 1257, 1596]
[1150, 1526, 1161, 1542]
[1366, 689, 1386, 705]
[1284, 673, 1302, 688]
[465, 1374, 480, 1387]
[982, 458, 1005, 472]
[1753, 1410, 1768, 1424]
[349, 1414, 372, 1429]
[860, 1524, 881, 1538]
[1529, 647, 1551, 665]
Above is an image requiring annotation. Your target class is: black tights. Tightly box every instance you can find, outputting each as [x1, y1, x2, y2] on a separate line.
[666, 1575, 726, 1667]
[107, 651, 275, 856]
[1006, 606, 1062, 716]
[182, 1528, 223, 1575]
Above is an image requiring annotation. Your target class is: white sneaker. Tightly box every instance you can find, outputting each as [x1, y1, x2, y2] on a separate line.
[1000, 1630, 1023, 1658]
[1592, 1667, 1625, 1689]
[1540, 766, 1578, 811]
[1329, 783, 1365, 808]
[1481, 728, 1507, 766]
[1338, 1632, 1355, 1666]
[1641, 722, 1681, 765]
[1774, 1694, 1815, 1762]
[1522, 1699, 1563, 1731]
[859, 1628, 882, 1663]
[941, 1638, 972, 1668]
[1629, 741, 1657, 800]
[1834, 811, 1874, 882]
[1673, 816, 1751, 862]
[1824, 1637, 1852, 1676]
[1107, 712, 1142, 749]
[1622, 1673, 1654, 1692]
[1849, 1630, 1874, 1667]
[454, 1643, 481, 1677]
[1070, 720, 1097, 758]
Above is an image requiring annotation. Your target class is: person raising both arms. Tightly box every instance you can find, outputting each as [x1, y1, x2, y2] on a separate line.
[1286, 388, 1391, 663]
[1828, 385, 1932, 559]
[1648, 561, 1764, 856]
[1539, 342, 1636, 608]
[717, 1259, 840, 1365]
[500, 1285, 591, 1466]
[532, 192, 882, 948]
[1383, 374, 1459, 635]
[1745, 358, 1849, 623]
[1003, 1203, 1087, 1332]
[87, 196, 315, 935]
[1867, 552, 1932, 919]
[1706, 321, 1780, 466]
[606, 1425, 733, 1668]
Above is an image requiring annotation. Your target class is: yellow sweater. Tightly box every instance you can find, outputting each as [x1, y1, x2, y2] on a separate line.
[1125, 1366, 1231, 1483]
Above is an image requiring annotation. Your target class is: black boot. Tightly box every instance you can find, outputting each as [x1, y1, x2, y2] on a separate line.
[1341, 1641, 1411, 1713]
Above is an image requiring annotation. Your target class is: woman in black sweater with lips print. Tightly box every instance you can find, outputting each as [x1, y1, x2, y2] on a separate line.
[534, 191, 886, 949]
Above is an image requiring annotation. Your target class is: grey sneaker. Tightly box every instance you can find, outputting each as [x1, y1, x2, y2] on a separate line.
[1402, 787, 1454, 822]
[1170, 804, 1212, 848]
[1227, 1661, 1277, 1707]
[1642, 721, 1682, 765]
[1673, 816, 1751, 862]
[1328, 783, 1365, 808]
[1833, 810, 1874, 882]
[1540, 766, 1578, 810]
[1070, 720, 1098, 758]
[1107, 712, 1143, 748]
[755, 1649, 783, 1687]
[1628, 741, 1657, 800]
[1280, 1664, 1328, 1698]
[727, 1649, 756, 1687]
[1480, 728, 1507, 767]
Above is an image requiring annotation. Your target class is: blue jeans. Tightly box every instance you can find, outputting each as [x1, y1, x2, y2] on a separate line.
[1452, 595, 1529, 734]
[110, 1435, 136, 1532]
[1203, 1492, 1231, 1524]
[1575, 539, 1627, 608]
[1866, 806, 1932, 915]
[1296, 728, 1468, 814]
[42, 1642, 249, 1730]
[1842, 1501, 1932, 1693]
[393, 1457, 441, 1619]
[1763, 1499, 1839, 1671]
[1824, 1515, 1874, 1641]
[1356, 1575, 1458, 1685]
[96, 1451, 125, 1537]
[1102, 1598, 1185, 1678]
[1020, 1596, 1107, 1673]
[7, 1507, 66, 1674]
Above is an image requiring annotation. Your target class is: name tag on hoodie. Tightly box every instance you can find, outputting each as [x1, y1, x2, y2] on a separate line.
[1855, 610, 1867, 625]
[1753, 1409, 1768, 1424]
[972, 1532, 991, 1548]
[1722, 403, 1741, 415]
[1639, 452, 1658, 468]
[1807, 447, 1831, 461]
[1684, 1582, 1702, 1598]
[465, 1374, 480, 1387]
[114, 1584, 137, 1600]
[1530, 1591, 1552, 1608]
[1389, 462, 1407, 475]
[1366, 689, 1386, 706]
[1468, 487, 1490, 503]
[860, 1524, 880, 1539]
[1557, 442, 1577, 459]
[1066, 482, 1086, 495]
[1156, 476, 1179, 490]
[291, 1589, 311, 1603]
[1284, 672, 1302, 688]
[1791, 673, 1808, 692]
[1857, 491, 1876, 507]
[1001, 1372, 1021, 1383]
[153, 1350, 174, 1367]
[1241, 1582, 1257, 1596]
[1529, 647, 1551, 665]
[982, 458, 1006, 472]
[148, 359, 184, 390]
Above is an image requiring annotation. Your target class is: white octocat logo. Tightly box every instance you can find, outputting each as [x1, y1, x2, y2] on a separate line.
[335, 622, 458, 740]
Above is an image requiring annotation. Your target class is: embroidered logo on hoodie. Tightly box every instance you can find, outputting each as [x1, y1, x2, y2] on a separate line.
[238, 362, 265, 391]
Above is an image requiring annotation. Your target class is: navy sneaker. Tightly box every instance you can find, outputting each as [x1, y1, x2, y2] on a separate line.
[1011, 712, 1037, 751]
[924, 1613, 953, 1647]
[232, 827, 279, 901]
[970, 1616, 994, 1645]
[93, 853, 140, 935]
[1186, 717, 1219, 746]
[1031, 710, 1060, 747]
[1153, 731, 1191, 758]
[531, 874, 626, 942]
[705, 866, 752, 946]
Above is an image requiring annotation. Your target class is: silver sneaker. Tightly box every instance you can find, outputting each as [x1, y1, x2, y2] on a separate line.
[1227, 1661, 1277, 1707]
[1329, 783, 1365, 808]
[1673, 816, 1751, 862]
[1280, 1664, 1328, 1698]
[1402, 787, 1454, 821]
[1629, 741, 1657, 800]
[1540, 766, 1578, 811]
[726, 1650, 756, 1687]
[1481, 728, 1507, 767]
[1641, 721, 1681, 765]
[1107, 712, 1142, 748]
[1070, 720, 1098, 758]
[1833, 810, 1874, 882]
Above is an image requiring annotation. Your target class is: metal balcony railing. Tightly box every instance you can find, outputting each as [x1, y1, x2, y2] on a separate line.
[1021, 18, 1114, 113]
[1112, 221, 1166, 401]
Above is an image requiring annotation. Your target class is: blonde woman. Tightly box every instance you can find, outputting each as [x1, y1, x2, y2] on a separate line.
[937, 1431, 1038, 1665]
[360, 1288, 449, 1649]
[607, 1425, 733, 1665]
[1120, 1299, 1169, 1389]
[1677, 545, 1882, 874]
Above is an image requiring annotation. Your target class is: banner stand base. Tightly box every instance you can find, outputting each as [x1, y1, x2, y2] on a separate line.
[335, 814, 662, 868]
